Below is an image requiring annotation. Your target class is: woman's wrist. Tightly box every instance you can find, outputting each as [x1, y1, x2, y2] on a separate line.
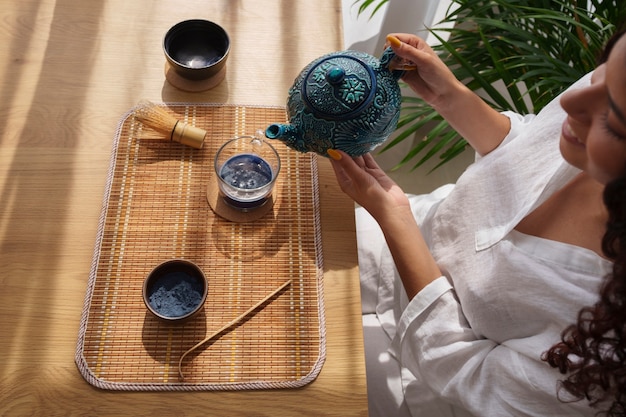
[365, 194, 413, 229]
[375, 204, 415, 231]
[430, 79, 474, 118]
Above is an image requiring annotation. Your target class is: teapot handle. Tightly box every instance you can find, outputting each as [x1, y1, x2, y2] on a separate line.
[380, 46, 406, 80]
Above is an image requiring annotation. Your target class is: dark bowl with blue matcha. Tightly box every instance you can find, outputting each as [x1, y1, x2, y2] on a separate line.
[143, 259, 208, 322]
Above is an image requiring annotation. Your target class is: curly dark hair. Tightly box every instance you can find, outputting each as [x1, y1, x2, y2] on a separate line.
[542, 28, 626, 416]
[543, 175, 626, 416]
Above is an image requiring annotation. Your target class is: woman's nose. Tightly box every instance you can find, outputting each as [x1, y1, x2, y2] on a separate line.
[561, 67, 606, 122]
[560, 84, 602, 124]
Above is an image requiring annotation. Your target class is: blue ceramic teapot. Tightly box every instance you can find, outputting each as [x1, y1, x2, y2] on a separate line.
[265, 47, 404, 157]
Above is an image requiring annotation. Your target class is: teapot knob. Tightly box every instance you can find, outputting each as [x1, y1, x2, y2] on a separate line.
[326, 67, 345, 85]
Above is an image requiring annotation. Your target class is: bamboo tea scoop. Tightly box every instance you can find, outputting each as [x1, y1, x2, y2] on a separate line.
[178, 279, 292, 381]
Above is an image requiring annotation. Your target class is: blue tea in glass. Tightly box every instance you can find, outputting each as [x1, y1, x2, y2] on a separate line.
[219, 153, 273, 209]
[214, 135, 280, 211]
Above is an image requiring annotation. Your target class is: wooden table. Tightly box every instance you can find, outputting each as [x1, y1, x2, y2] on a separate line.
[0, 1, 367, 415]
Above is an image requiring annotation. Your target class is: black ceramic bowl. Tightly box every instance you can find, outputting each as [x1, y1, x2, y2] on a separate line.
[163, 19, 230, 81]
[143, 259, 208, 322]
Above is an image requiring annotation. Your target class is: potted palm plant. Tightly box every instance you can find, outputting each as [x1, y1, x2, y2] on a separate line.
[354, 0, 623, 172]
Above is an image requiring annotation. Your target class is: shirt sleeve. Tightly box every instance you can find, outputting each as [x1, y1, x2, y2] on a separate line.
[502, 111, 538, 144]
[389, 277, 590, 416]
[473, 111, 537, 163]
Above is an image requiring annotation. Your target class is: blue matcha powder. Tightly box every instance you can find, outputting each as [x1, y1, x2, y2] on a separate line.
[148, 273, 203, 317]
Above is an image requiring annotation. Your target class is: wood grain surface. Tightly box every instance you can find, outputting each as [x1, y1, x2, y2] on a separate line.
[0, 1, 367, 416]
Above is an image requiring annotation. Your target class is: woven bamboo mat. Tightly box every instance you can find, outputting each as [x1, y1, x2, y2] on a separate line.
[75, 104, 325, 391]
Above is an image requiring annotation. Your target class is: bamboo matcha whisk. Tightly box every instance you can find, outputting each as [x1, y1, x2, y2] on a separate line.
[132, 100, 206, 149]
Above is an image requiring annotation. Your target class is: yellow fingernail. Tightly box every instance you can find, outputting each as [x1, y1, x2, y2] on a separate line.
[386, 35, 402, 48]
[327, 149, 342, 160]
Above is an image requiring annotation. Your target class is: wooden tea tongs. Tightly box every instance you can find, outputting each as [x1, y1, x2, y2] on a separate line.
[178, 279, 293, 381]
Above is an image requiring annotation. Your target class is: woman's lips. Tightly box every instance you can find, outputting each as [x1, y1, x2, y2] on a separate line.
[562, 119, 585, 147]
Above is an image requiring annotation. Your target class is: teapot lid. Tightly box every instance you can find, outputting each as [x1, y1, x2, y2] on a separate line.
[302, 53, 376, 120]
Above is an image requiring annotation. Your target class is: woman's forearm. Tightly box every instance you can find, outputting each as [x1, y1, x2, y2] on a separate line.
[377, 206, 442, 299]
[327, 150, 443, 298]
[386, 34, 511, 156]
[433, 81, 511, 156]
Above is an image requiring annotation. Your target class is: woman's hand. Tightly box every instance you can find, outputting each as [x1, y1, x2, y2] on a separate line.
[386, 33, 511, 156]
[327, 149, 410, 222]
[386, 34, 462, 113]
[327, 148, 442, 298]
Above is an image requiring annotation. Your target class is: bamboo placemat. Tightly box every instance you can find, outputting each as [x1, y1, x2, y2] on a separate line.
[75, 104, 325, 391]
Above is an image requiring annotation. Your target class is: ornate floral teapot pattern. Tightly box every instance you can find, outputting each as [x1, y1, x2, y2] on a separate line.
[265, 47, 404, 157]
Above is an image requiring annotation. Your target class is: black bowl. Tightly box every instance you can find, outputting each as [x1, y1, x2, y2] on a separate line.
[163, 19, 230, 81]
[143, 259, 208, 322]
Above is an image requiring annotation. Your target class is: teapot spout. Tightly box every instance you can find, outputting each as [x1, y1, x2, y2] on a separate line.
[265, 123, 308, 153]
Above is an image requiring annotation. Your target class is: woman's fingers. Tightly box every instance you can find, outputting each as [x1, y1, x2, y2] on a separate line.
[327, 150, 375, 191]
[362, 153, 381, 170]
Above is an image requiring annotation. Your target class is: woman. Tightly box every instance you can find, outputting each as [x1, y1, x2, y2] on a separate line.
[327, 29, 626, 416]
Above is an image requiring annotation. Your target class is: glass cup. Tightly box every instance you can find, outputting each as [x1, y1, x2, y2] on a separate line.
[214, 135, 280, 211]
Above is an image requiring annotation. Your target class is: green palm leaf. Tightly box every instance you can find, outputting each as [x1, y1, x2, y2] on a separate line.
[354, 0, 621, 171]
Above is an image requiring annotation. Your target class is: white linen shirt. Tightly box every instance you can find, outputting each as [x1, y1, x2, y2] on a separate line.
[361, 73, 614, 416]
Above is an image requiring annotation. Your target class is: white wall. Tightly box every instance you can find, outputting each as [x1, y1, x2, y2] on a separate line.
[342, 0, 453, 53]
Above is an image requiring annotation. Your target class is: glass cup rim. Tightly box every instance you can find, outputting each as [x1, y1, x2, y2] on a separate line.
[214, 135, 281, 192]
